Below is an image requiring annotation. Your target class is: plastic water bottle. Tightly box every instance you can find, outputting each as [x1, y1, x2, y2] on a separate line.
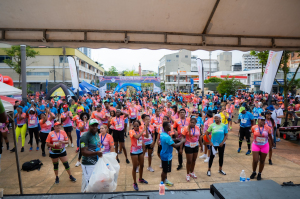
[106, 164, 112, 171]
[246, 178, 250, 182]
[159, 181, 165, 195]
[240, 170, 246, 182]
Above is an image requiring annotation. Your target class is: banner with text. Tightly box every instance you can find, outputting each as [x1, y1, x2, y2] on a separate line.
[260, 51, 283, 93]
[197, 58, 203, 90]
[67, 57, 79, 92]
[153, 84, 162, 93]
[99, 76, 160, 83]
[99, 83, 107, 98]
[190, 78, 194, 93]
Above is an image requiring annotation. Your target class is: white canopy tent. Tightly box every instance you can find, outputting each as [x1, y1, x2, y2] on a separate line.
[0, 0, 300, 51]
[0, 82, 22, 112]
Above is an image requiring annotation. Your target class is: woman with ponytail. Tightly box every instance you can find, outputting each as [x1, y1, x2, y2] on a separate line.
[181, 118, 202, 182]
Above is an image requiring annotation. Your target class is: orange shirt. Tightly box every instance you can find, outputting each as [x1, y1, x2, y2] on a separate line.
[46, 130, 68, 149]
[182, 126, 201, 147]
[173, 117, 190, 138]
[129, 129, 143, 154]
[110, 115, 126, 131]
[129, 107, 138, 118]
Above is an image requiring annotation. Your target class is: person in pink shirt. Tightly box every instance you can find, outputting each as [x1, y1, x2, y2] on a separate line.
[61, 104, 73, 147]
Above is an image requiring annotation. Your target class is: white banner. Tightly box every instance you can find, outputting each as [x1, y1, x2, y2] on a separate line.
[153, 84, 161, 93]
[67, 57, 79, 91]
[99, 83, 107, 98]
[197, 58, 203, 89]
[260, 51, 283, 93]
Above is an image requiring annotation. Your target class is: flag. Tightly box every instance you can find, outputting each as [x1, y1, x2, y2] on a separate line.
[260, 51, 283, 93]
[197, 59, 203, 90]
[190, 78, 194, 93]
[67, 57, 79, 92]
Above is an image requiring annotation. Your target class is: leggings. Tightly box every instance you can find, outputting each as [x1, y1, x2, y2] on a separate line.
[175, 140, 184, 166]
[16, 124, 27, 147]
[40, 132, 49, 153]
[78, 146, 82, 160]
[28, 127, 39, 146]
[209, 144, 225, 168]
[239, 127, 251, 150]
[76, 129, 80, 148]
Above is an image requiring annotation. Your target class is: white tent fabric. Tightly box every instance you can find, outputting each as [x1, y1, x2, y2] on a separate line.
[0, 0, 300, 51]
[0, 82, 22, 96]
[2, 99, 13, 112]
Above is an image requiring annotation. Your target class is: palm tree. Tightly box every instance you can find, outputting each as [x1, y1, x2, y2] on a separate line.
[124, 70, 139, 76]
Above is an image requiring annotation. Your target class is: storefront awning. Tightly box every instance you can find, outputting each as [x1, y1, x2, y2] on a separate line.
[0, 0, 300, 51]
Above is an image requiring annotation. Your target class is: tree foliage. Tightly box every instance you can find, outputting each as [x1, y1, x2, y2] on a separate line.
[4, 45, 39, 86]
[216, 77, 247, 95]
[204, 77, 223, 83]
[124, 70, 139, 76]
[104, 66, 119, 89]
[250, 50, 269, 76]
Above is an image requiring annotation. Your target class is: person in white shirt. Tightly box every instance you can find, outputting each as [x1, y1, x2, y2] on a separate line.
[274, 104, 284, 143]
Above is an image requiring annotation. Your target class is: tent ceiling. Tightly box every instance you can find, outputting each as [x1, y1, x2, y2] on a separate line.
[0, 0, 300, 51]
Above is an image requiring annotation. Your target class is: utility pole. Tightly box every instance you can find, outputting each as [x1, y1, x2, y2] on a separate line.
[209, 51, 211, 78]
[20, 45, 27, 103]
[177, 67, 180, 92]
[62, 47, 66, 83]
[53, 58, 56, 82]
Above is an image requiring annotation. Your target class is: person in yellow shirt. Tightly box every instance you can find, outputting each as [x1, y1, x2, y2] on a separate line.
[220, 106, 229, 130]
[77, 102, 85, 112]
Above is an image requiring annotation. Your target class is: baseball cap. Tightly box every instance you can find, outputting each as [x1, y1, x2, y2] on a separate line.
[258, 116, 266, 120]
[63, 104, 68, 108]
[89, 119, 99, 126]
[29, 108, 35, 112]
[239, 107, 245, 113]
[54, 122, 61, 126]
[266, 105, 275, 111]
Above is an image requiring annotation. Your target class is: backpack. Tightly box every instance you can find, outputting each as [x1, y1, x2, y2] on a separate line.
[22, 159, 43, 172]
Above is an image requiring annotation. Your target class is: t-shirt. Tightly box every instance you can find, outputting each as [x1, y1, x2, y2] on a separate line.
[129, 129, 143, 154]
[181, 126, 200, 147]
[80, 131, 101, 165]
[238, 112, 254, 128]
[110, 116, 125, 131]
[129, 107, 138, 119]
[251, 125, 271, 146]
[173, 118, 190, 138]
[99, 133, 114, 154]
[16, 113, 26, 126]
[69, 104, 77, 115]
[196, 117, 204, 128]
[46, 130, 68, 153]
[91, 111, 104, 128]
[50, 107, 58, 115]
[151, 115, 163, 128]
[160, 132, 175, 161]
[275, 108, 283, 125]
[220, 112, 229, 125]
[28, 114, 39, 128]
[252, 107, 263, 119]
[207, 123, 228, 146]
[139, 124, 155, 145]
[78, 121, 89, 136]
[61, 111, 73, 127]
[39, 119, 52, 133]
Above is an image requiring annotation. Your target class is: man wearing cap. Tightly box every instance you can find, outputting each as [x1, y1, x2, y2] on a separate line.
[234, 107, 254, 155]
[61, 104, 74, 147]
[80, 119, 103, 192]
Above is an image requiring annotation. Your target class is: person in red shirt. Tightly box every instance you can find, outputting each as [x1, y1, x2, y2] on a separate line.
[173, 109, 190, 170]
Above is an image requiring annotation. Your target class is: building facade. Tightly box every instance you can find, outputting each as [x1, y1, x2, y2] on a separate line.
[0, 45, 104, 92]
[202, 59, 219, 79]
[78, 47, 91, 59]
[242, 53, 262, 71]
[217, 52, 232, 71]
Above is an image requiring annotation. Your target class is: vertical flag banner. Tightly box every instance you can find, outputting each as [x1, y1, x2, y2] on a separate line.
[260, 51, 283, 93]
[197, 58, 203, 90]
[190, 78, 194, 93]
[153, 84, 161, 93]
[99, 83, 107, 98]
[67, 57, 79, 92]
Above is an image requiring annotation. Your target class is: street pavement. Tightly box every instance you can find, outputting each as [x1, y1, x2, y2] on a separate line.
[1, 123, 300, 194]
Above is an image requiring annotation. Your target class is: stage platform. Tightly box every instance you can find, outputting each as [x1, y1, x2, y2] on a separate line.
[4, 180, 300, 199]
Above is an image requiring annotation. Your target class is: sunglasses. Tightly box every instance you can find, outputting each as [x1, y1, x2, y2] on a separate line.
[133, 125, 139, 127]
[83, 116, 87, 118]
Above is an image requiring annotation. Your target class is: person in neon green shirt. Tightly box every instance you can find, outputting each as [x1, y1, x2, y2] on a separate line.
[69, 100, 78, 115]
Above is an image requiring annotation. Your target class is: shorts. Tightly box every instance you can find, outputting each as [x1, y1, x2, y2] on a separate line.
[162, 160, 172, 173]
[157, 145, 162, 154]
[252, 142, 269, 154]
[63, 126, 73, 133]
[228, 118, 232, 121]
[130, 152, 143, 156]
[145, 144, 153, 150]
[277, 124, 280, 129]
[185, 146, 199, 154]
[49, 151, 67, 159]
[113, 129, 125, 142]
[129, 118, 137, 123]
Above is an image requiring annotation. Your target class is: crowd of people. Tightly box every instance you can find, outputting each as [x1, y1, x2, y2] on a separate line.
[0, 89, 295, 191]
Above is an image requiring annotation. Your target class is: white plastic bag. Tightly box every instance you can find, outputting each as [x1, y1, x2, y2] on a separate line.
[102, 152, 120, 183]
[85, 156, 116, 192]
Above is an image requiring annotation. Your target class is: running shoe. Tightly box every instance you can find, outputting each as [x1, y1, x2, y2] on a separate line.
[133, 183, 139, 191]
[136, 166, 139, 173]
[139, 178, 148, 184]
[219, 170, 226, 175]
[76, 147, 79, 153]
[237, 148, 241, 153]
[269, 159, 273, 165]
[29, 147, 33, 151]
[21, 147, 24, 152]
[42, 152, 46, 157]
[250, 172, 256, 179]
[245, 150, 252, 155]
[75, 161, 81, 167]
[207, 171, 211, 176]
[186, 174, 190, 182]
[276, 138, 281, 142]
[147, 166, 154, 172]
[65, 144, 69, 148]
[190, 172, 197, 179]
[36, 147, 39, 151]
[10, 148, 15, 153]
[71, 143, 74, 148]
[204, 157, 210, 163]
[177, 164, 183, 170]
[69, 175, 76, 182]
[55, 176, 59, 184]
[164, 179, 174, 186]
[199, 154, 207, 159]
[257, 173, 262, 181]
[145, 152, 148, 158]
[126, 159, 130, 164]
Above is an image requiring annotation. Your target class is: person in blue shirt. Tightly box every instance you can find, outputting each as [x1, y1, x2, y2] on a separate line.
[228, 95, 233, 101]
[36, 101, 45, 116]
[223, 93, 227, 102]
[83, 102, 91, 114]
[252, 103, 263, 121]
[49, 102, 58, 117]
[213, 102, 221, 114]
[203, 103, 212, 115]
[195, 112, 204, 131]
[178, 95, 183, 103]
[234, 107, 254, 155]
[160, 121, 185, 186]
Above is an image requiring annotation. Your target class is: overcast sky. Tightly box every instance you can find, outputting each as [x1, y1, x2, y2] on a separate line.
[91, 49, 248, 72]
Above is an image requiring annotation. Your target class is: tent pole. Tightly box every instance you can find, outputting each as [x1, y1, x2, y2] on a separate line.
[20, 45, 27, 103]
[8, 114, 23, 194]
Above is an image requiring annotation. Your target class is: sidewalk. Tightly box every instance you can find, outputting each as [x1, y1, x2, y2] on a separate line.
[0, 123, 300, 194]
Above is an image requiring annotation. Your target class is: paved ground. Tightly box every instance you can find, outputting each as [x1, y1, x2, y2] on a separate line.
[1, 123, 300, 195]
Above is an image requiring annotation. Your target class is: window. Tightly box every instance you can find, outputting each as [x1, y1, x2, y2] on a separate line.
[0, 55, 12, 63]
[185, 55, 188, 58]
[176, 55, 179, 58]
[59, 56, 68, 63]
[26, 72, 49, 76]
